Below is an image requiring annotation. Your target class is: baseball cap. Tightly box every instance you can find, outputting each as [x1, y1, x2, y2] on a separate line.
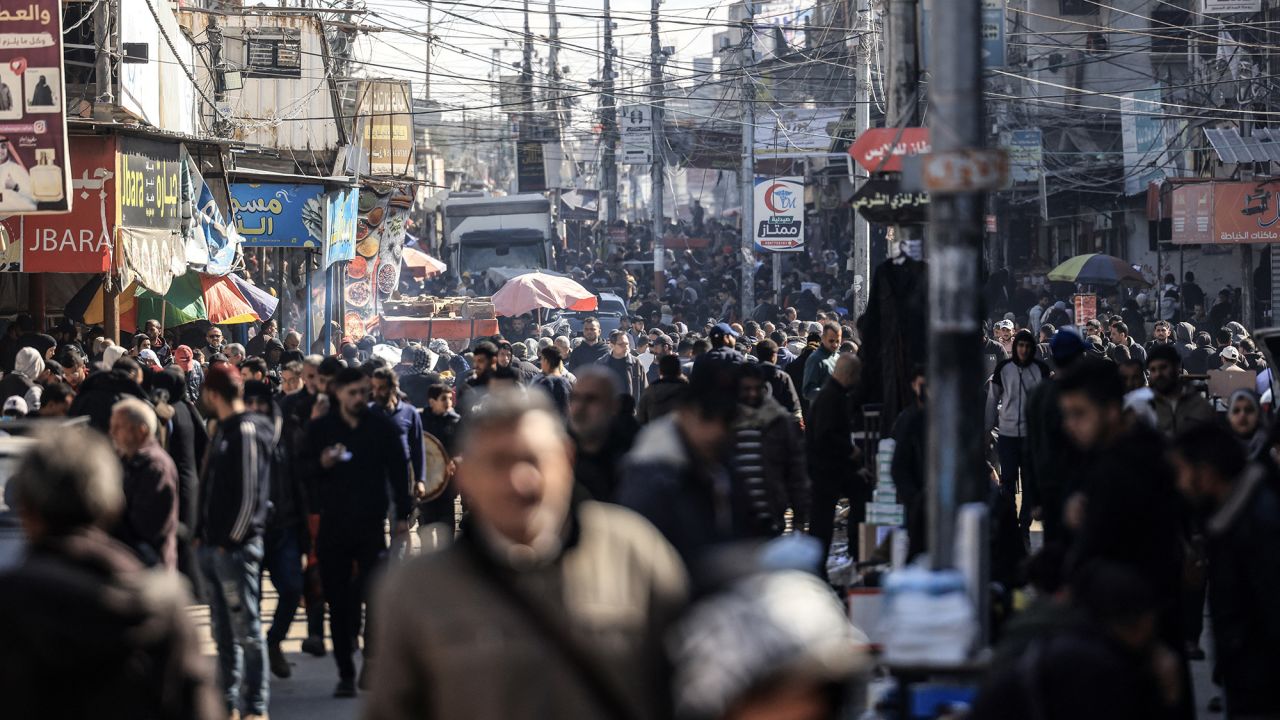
[2, 396, 27, 416]
[1220, 346, 1241, 362]
[172, 345, 195, 372]
[709, 322, 740, 338]
[996, 319, 1014, 330]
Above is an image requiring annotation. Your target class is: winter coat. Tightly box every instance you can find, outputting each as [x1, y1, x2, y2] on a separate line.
[986, 356, 1051, 438]
[617, 416, 735, 569]
[197, 412, 276, 549]
[68, 369, 149, 432]
[759, 361, 802, 420]
[801, 346, 837, 400]
[363, 501, 688, 720]
[729, 397, 809, 535]
[573, 418, 637, 502]
[598, 352, 647, 401]
[636, 377, 686, 425]
[1205, 463, 1280, 716]
[115, 438, 179, 571]
[0, 529, 221, 720]
[1173, 322, 1196, 362]
[1152, 388, 1215, 438]
[566, 340, 609, 373]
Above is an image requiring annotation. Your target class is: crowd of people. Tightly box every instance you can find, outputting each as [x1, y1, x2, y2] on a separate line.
[0, 256, 1277, 719]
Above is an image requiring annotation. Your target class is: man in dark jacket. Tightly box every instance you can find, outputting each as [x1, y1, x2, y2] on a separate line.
[1147, 344, 1214, 439]
[370, 366, 424, 507]
[617, 360, 739, 575]
[731, 362, 808, 536]
[109, 397, 179, 571]
[301, 366, 412, 697]
[197, 362, 276, 719]
[751, 339, 802, 421]
[1171, 424, 1280, 717]
[418, 383, 461, 547]
[570, 367, 637, 500]
[806, 353, 863, 572]
[636, 354, 687, 424]
[0, 427, 221, 720]
[150, 366, 208, 593]
[1107, 321, 1147, 366]
[397, 344, 441, 409]
[598, 329, 647, 403]
[1023, 328, 1086, 545]
[565, 317, 609, 372]
[455, 341, 497, 418]
[690, 322, 744, 386]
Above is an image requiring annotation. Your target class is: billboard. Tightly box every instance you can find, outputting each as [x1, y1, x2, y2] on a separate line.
[0, 0, 72, 214]
[753, 176, 804, 252]
[353, 79, 415, 177]
[117, 137, 182, 230]
[230, 183, 325, 248]
[1170, 181, 1280, 244]
[0, 136, 115, 272]
[1170, 184, 1213, 244]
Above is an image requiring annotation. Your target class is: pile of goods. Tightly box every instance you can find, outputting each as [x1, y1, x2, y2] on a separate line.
[381, 296, 496, 320]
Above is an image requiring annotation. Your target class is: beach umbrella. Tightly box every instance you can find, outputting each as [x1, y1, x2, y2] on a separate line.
[492, 271, 597, 317]
[1046, 254, 1151, 287]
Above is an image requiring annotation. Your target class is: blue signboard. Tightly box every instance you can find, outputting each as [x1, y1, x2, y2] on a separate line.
[323, 188, 359, 268]
[230, 183, 325, 248]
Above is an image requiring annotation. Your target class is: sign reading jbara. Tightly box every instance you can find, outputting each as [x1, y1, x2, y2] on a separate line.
[753, 176, 804, 252]
[0, 0, 72, 214]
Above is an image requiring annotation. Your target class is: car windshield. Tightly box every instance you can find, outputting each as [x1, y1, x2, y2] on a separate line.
[459, 243, 546, 274]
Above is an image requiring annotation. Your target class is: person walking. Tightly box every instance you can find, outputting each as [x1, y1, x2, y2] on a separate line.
[636, 354, 687, 425]
[566, 317, 609, 372]
[801, 322, 842, 401]
[301, 367, 412, 697]
[730, 363, 809, 536]
[196, 363, 276, 720]
[418, 383, 461, 548]
[532, 345, 574, 416]
[598, 329, 647, 403]
[363, 390, 688, 720]
[109, 398, 179, 573]
[805, 353, 863, 571]
[986, 329, 1051, 539]
[1147, 344, 1214, 439]
[0, 427, 221, 719]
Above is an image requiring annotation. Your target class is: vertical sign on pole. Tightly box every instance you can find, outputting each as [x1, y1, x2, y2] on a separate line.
[752, 176, 805, 252]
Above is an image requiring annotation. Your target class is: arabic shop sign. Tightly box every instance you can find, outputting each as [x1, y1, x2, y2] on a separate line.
[851, 178, 930, 225]
[322, 188, 358, 268]
[0, 135, 115, 272]
[117, 137, 181, 230]
[849, 128, 931, 174]
[752, 176, 804, 252]
[1171, 181, 1280, 245]
[0, 0, 73, 215]
[230, 183, 325, 248]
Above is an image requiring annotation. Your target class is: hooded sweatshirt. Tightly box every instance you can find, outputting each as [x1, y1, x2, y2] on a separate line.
[1174, 322, 1196, 362]
[986, 330, 1051, 438]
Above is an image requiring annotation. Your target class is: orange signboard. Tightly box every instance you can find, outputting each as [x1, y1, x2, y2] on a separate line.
[1171, 180, 1280, 245]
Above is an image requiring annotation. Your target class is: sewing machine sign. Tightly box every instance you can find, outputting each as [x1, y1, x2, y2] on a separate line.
[753, 176, 805, 252]
[231, 182, 326, 248]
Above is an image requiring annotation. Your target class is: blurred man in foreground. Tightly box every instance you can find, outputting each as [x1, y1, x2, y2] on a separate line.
[365, 390, 687, 720]
[0, 427, 220, 719]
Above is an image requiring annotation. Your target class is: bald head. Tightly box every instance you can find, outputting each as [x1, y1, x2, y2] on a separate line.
[832, 353, 862, 388]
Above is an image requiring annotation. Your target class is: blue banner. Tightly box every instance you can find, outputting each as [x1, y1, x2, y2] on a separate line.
[323, 188, 359, 268]
[230, 183, 325, 248]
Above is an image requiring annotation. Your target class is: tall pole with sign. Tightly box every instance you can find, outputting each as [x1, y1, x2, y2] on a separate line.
[602, 0, 619, 224]
[739, 5, 756, 319]
[925, 0, 993, 570]
[887, 0, 921, 258]
[850, 0, 873, 314]
[651, 0, 665, 291]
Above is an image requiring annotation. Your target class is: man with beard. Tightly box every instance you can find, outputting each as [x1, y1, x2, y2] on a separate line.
[566, 317, 609, 372]
[1056, 359, 1191, 718]
[1147, 344, 1214, 439]
[456, 341, 498, 417]
[569, 367, 636, 500]
[301, 367, 411, 697]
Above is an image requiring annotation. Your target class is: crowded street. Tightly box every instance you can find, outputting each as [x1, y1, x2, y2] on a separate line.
[3, 0, 1280, 718]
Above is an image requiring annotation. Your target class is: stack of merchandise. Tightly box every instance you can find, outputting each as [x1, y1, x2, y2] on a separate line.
[866, 438, 905, 527]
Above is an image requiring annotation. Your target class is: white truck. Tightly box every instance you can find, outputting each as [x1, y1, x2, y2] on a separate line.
[442, 193, 553, 279]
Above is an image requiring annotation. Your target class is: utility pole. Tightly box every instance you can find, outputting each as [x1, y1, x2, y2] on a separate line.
[423, 0, 431, 104]
[601, 0, 620, 224]
[925, 0, 987, 570]
[650, 0, 666, 291]
[886, 0, 921, 259]
[849, 0, 872, 314]
[521, 0, 534, 113]
[739, 2, 756, 319]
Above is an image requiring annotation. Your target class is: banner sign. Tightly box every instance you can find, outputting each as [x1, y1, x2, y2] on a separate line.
[1073, 294, 1097, 327]
[1170, 183, 1213, 244]
[354, 79, 414, 177]
[516, 141, 547, 193]
[0, 0, 72, 214]
[621, 105, 652, 165]
[1007, 129, 1043, 183]
[1169, 181, 1280, 244]
[231, 183, 325, 248]
[1201, 0, 1261, 13]
[753, 176, 804, 252]
[322, 188, 358, 268]
[117, 137, 181, 230]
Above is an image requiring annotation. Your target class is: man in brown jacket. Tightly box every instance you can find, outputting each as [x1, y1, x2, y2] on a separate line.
[109, 397, 179, 571]
[364, 389, 688, 719]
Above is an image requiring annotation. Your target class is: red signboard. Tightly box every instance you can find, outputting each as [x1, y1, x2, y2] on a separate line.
[1169, 184, 1213, 244]
[1170, 181, 1280, 245]
[0, 136, 116, 272]
[849, 127, 931, 173]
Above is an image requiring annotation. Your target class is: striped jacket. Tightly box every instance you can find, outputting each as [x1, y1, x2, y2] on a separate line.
[197, 411, 275, 548]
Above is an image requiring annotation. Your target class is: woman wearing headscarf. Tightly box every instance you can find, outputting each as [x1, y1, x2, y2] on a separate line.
[398, 344, 441, 409]
[1226, 389, 1269, 461]
[0, 346, 44, 410]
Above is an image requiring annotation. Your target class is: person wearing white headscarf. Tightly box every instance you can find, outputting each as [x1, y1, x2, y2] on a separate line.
[0, 346, 45, 410]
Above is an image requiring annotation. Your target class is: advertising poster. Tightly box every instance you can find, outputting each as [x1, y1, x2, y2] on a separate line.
[1208, 181, 1280, 243]
[0, 0, 71, 214]
[230, 183, 325, 248]
[1073, 294, 1097, 327]
[753, 176, 805, 252]
[516, 141, 547, 193]
[354, 79, 414, 177]
[373, 188, 412, 305]
[117, 137, 181, 230]
[322, 188, 359, 268]
[1170, 183, 1213, 245]
[0, 135, 115, 272]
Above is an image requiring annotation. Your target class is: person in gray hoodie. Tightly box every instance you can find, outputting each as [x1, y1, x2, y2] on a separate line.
[1173, 321, 1196, 363]
[986, 329, 1052, 539]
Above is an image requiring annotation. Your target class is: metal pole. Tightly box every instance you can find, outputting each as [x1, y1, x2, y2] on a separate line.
[601, 0, 619, 224]
[740, 4, 756, 318]
[887, 0, 921, 259]
[93, 0, 113, 117]
[850, 0, 872, 315]
[925, 0, 986, 569]
[651, 0, 666, 292]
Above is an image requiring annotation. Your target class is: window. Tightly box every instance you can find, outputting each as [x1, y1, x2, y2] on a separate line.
[1151, 6, 1190, 59]
[1059, 0, 1096, 14]
[244, 29, 302, 78]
